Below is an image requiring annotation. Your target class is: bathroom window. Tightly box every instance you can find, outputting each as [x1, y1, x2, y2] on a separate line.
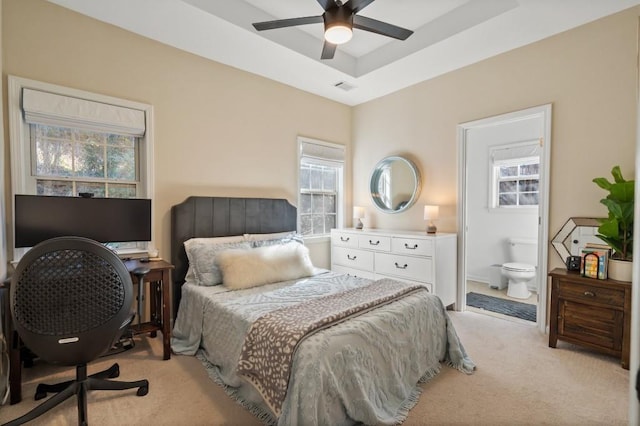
[492, 157, 539, 208]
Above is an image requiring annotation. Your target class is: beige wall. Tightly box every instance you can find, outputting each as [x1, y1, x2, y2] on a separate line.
[2, 0, 351, 267]
[353, 7, 639, 271]
[2, 1, 639, 274]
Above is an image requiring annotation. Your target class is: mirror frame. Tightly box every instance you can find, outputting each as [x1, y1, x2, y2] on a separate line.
[369, 156, 422, 214]
[551, 217, 602, 261]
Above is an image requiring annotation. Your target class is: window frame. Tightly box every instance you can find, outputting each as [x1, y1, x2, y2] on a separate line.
[297, 136, 345, 240]
[8, 76, 155, 260]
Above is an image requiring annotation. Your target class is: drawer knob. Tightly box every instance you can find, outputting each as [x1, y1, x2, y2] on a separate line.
[405, 243, 418, 250]
[395, 262, 408, 269]
[340, 236, 350, 242]
[583, 291, 595, 297]
[369, 240, 380, 246]
[347, 255, 357, 261]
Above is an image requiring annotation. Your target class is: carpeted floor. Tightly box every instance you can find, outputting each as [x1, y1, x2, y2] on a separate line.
[0, 311, 629, 425]
[466, 292, 536, 322]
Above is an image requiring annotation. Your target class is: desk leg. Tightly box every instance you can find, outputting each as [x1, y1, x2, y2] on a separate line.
[162, 271, 171, 360]
[149, 281, 159, 338]
[9, 330, 22, 404]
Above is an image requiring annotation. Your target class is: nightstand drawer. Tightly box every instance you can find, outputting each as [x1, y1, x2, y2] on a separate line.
[392, 238, 433, 256]
[332, 247, 374, 271]
[358, 235, 391, 251]
[374, 252, 432, 283]
[558, 281, 624, 307]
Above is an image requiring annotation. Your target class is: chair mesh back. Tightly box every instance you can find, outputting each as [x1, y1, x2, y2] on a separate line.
[13, 249, 126, 336]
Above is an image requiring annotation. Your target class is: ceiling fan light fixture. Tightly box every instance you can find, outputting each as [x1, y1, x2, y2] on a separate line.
[324, 24, 352, 45]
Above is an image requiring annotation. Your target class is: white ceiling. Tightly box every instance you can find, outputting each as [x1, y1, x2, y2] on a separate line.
[48, 0, 640, 106]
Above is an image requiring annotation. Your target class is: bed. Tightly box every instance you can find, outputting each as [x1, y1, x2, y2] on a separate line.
[170, 196, 475, 425]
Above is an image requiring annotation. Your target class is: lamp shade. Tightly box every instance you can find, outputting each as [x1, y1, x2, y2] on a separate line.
[353, 206, 365, 219]
[424, 205, 439, 221]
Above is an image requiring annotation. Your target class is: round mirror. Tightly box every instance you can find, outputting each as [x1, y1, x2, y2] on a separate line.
[369, 156, 422, 214]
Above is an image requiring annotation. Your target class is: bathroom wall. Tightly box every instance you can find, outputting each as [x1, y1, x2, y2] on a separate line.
[465, 116, 541, 283]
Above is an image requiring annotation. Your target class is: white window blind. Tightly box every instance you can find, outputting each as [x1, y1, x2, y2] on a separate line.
[300, 139, 345, 165]
[22, 88, 146, 136]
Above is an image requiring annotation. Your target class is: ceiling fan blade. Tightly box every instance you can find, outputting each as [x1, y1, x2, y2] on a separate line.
[348, 0, 375, 14]
[253, 15, 323, 31]
[316, 0, 337, 11]
[353, 15, 413, 40]
[321, 41, 337, 60]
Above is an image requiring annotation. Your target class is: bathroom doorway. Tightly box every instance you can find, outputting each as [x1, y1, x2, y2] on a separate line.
[456, 105, 551, 332]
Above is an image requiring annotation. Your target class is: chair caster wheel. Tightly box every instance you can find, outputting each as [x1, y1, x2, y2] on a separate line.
[137, 382, 149, 396]
[34, 388, 47, 401]
[107, 363, 120, 378]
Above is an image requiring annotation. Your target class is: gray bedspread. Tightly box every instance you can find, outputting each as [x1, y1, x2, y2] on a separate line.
[171, 270, 475, 425]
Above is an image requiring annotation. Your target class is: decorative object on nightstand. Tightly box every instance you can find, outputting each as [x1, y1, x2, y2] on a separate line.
[592, 165, 634, 282]
[424, 205, 439, 234]
[353, 206, 365, 230]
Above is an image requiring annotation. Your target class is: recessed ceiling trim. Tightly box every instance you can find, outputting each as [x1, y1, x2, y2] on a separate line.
[47, 0, 640, 106]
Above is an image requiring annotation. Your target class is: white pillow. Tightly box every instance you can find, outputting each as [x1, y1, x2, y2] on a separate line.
[184, 236, 251, 286]
[217, 242, 314, 290]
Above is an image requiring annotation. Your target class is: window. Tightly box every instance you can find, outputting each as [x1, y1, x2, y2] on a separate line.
[32, 125, 139, 198]
[298, 137, 345, 237]
[494, 159, 540, 207]
[8, 76, 154, 256]
[489, 141, 541, 210]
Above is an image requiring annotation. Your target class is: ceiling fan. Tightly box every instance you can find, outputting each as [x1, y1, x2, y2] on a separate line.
[252, 0, 413, 60]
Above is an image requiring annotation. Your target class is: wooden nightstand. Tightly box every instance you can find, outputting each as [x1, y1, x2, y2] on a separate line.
[123, 258, 174, 361]
[548, 268, 631, 369]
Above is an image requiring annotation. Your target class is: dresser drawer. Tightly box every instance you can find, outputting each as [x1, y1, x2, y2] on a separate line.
[392, 237, 433, 256]
[331, 231, 359, 248]
[332, 264, 375, 280]
[375, 273, 433, 294]
[374, 252, 432, 283]
[558, 280, 624, 307]
[332, 247, 374, 271]
[358, 235, 391, 251]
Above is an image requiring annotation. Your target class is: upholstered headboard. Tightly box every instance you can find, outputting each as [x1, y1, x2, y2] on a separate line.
[170, 196, 297, 316]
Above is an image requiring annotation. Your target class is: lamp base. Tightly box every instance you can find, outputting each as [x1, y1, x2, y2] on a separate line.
[355, 218, 363, 230]
[426, 224, 437, 234]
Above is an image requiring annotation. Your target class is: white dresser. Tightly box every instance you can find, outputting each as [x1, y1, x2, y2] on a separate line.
[330, 228, 457, 307]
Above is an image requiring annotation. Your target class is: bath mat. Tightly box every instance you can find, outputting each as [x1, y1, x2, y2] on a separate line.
[466, 292, 536, 322]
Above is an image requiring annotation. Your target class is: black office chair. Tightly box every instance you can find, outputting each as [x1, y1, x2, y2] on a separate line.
[4, 236, 148, 426]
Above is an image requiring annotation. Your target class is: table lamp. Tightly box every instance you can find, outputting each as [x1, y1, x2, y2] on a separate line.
[353, 206, 365, 230]
[424, 205, 439, 234]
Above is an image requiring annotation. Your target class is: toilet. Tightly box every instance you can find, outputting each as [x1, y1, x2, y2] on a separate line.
[501, 238, 537, 299]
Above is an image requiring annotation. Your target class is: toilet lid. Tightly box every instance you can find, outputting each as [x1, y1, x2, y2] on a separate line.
[502, 262, 535, 272]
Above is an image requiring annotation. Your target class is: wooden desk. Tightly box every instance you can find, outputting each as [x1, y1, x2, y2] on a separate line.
[123, 259, 174, 360]
[3, 258, 174, 405]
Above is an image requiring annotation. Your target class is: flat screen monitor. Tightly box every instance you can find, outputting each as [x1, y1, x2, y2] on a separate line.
[15, 194, 151, 248]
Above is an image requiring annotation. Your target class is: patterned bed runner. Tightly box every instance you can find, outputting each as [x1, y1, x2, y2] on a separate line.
[237, 278, 426, 417]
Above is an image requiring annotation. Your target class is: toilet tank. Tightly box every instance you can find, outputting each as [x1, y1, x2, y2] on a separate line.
[507, 238, 538, 266]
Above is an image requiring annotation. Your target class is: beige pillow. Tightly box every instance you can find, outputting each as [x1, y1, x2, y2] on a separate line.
[217, 242, 314, 290]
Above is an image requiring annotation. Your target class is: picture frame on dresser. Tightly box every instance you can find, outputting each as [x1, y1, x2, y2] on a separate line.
[330, 228, 457, 307]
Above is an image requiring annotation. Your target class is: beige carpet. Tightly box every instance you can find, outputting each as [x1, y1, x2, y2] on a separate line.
[0, 311, 629, 425]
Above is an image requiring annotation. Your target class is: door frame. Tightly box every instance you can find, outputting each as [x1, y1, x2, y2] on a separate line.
[456, 104, 552, 333]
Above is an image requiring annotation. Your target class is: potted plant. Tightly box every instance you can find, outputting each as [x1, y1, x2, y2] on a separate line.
[593, 165, 635, 281]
